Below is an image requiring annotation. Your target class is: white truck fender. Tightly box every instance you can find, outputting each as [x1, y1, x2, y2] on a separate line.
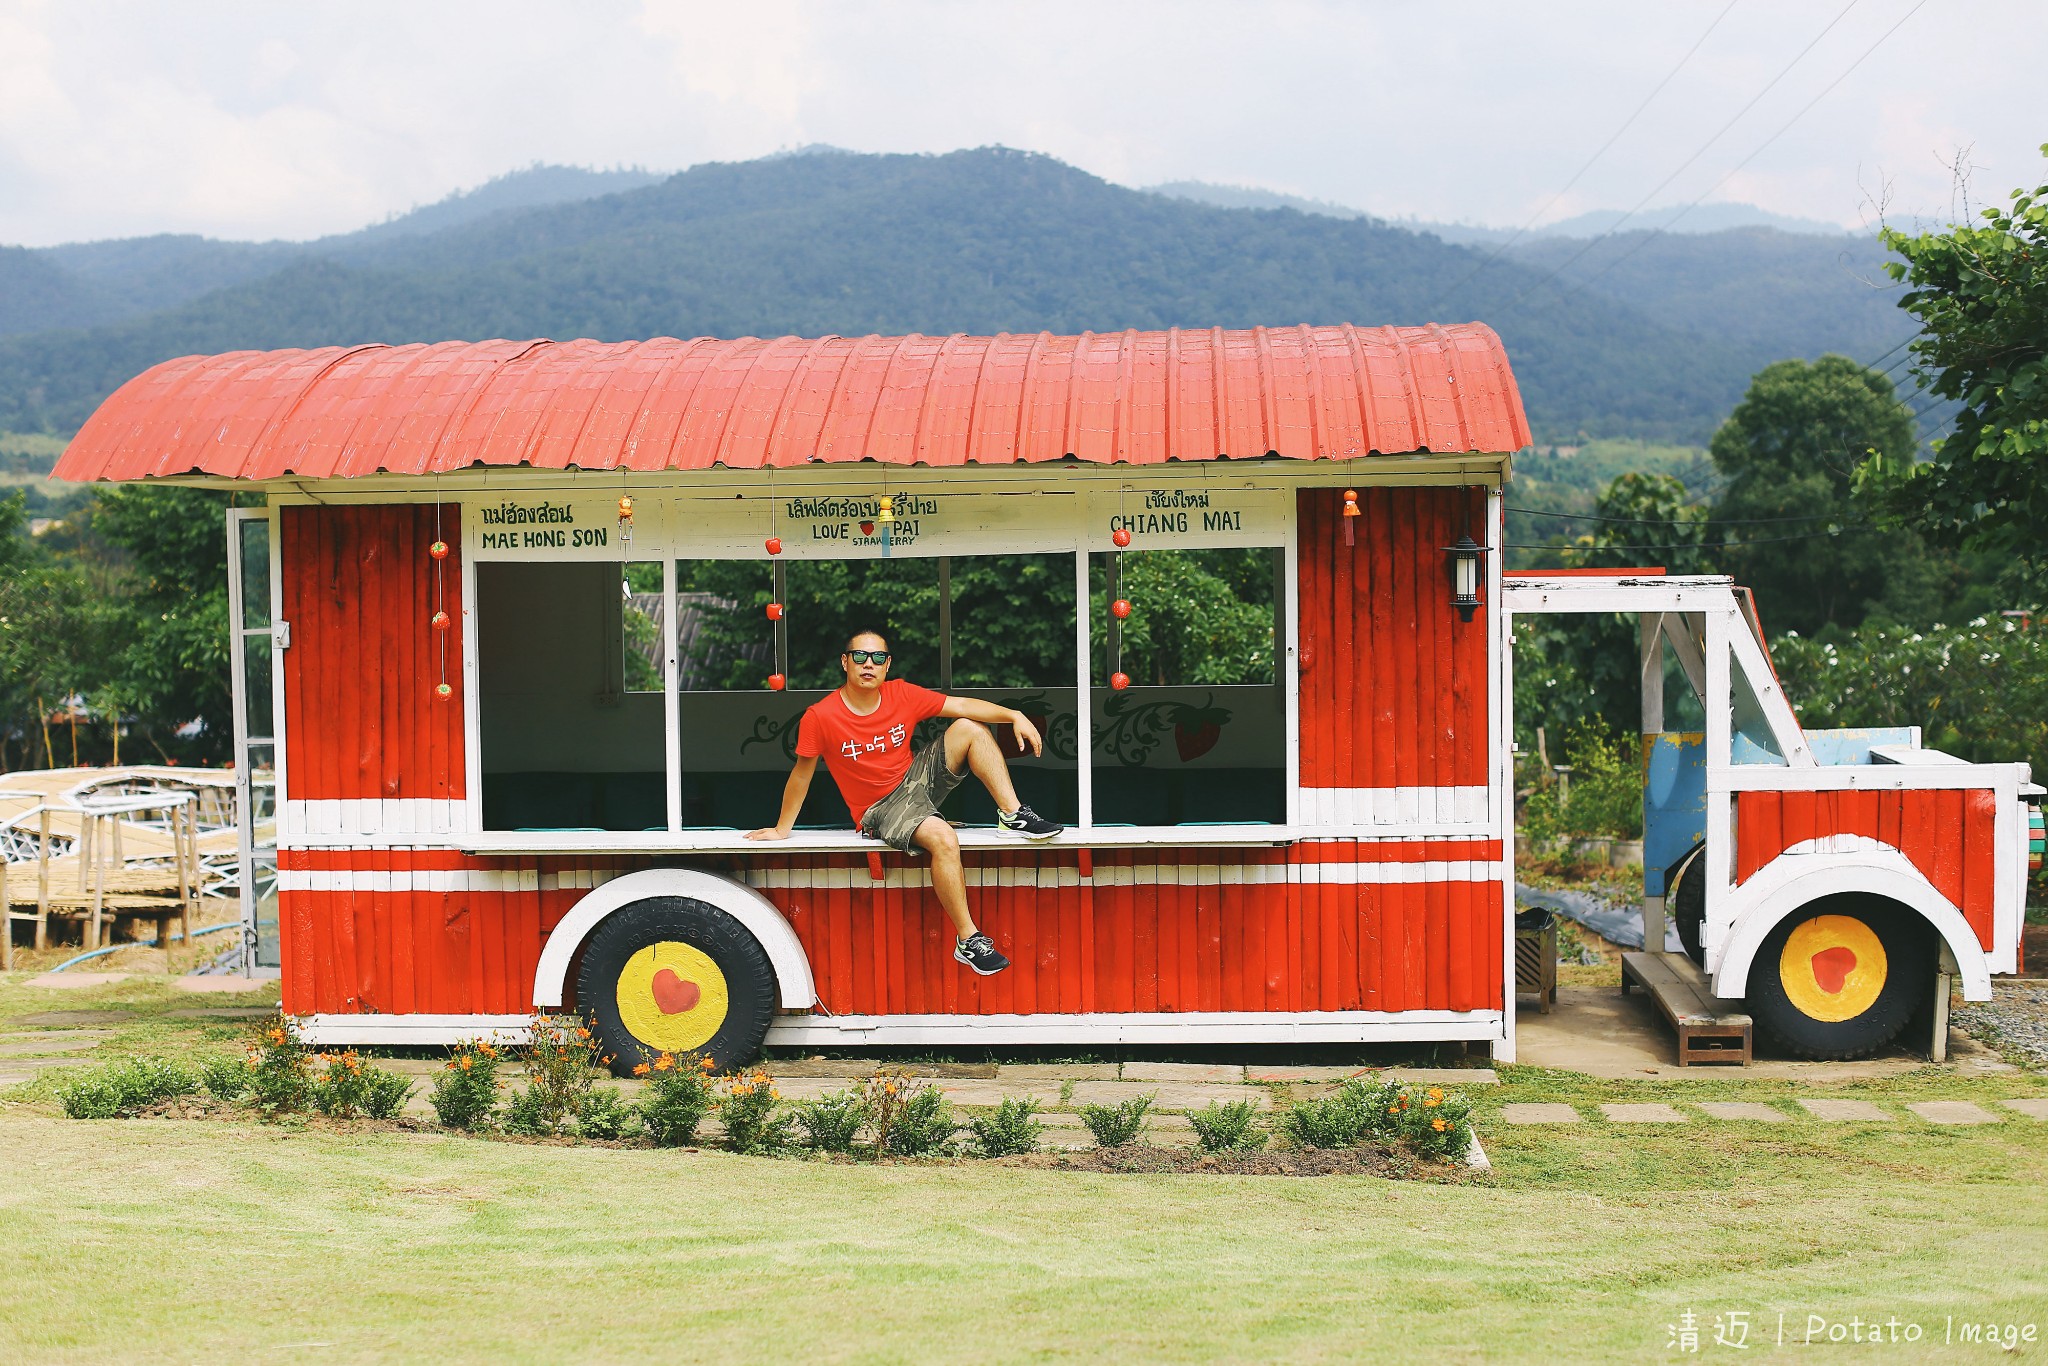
[532, 867, 818, 1010]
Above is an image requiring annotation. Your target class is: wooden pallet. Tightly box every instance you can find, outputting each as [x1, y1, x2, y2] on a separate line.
[1620, 951, 1751, 1066]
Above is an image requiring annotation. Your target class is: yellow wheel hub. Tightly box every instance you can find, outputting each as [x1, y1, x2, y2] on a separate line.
[1778, 915, 1887, 1023]
[615, 941, 730, 1054]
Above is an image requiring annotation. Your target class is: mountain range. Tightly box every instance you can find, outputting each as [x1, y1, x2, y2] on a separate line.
[0, 149, 1917, 446]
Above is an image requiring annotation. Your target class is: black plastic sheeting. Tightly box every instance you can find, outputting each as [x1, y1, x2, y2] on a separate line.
[1515, 883, 1684, 953]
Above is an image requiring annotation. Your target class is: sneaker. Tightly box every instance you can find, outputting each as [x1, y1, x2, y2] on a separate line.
[954, 932, 1010, 975]
[995, 803, 1064, 840]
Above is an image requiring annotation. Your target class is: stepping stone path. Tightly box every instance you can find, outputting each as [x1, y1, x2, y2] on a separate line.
[1906, 1101, 2000, 1125]
[1502, 1103, 1581, 1124]
[2002, 1099, 2048, 1120]
[1695, 1102, 1788, 1123]
[1798, 1098, 1892, 1122]
[1601, 1103, 1686, 1123]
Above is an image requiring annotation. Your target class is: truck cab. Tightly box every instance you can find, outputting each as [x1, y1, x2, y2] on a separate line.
[1505, 572, 2038, 1059]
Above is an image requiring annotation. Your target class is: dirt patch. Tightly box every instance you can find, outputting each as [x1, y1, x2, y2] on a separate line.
[992, 1143, 1477, 1180]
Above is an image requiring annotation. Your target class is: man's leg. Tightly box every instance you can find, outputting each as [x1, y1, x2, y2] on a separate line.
[912, 814, 977, 939]
[942, 718, 1022, 813]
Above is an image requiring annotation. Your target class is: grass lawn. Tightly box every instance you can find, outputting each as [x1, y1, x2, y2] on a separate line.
[4, 979, 2047, 1361]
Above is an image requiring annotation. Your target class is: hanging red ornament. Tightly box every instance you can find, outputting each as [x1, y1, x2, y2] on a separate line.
[766, 602, 785, 621]
[434, 682, 453, 701]
[429, 540, 449, 560]
[430, 610, 451, 632]
[1110, 671, 1130, 691]
[765, 536, 783, 556]
[1342, 488, 1360, 546]
[1111, 527, 1132, 549]
[1111, 598, 1132, 619]
[767, 673, 786, 691]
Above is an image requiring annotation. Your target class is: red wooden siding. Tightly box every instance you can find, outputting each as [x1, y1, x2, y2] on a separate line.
[280, 504, 465, 802]
[1295, 486, 1489, 791]
[1735, 789, 1998, 948]
[279, 845, 1504, 1017]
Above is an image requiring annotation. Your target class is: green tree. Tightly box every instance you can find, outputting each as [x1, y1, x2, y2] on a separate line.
[1708, 354, 1938, 635]
[1860, 144, 2048, 600]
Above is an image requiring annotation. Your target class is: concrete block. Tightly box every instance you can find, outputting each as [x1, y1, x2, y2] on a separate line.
[1999, 1098, 2048, 1120]
[929, 1080, 1065, 1108]
[993, 1063, 1118, 1081]
[1067, 1080, 1270, 1111]
[172, 975, 276, 995]
[1906, 1100, 2000, 1125]
[1601, 1103, 1687, 1123]
[1121, 1062, 1245, 1083]
[1695, 1102, 1788, 1123]
[1386, 1068, 1498, 1087]
[1797, 1098, 1892, 1122]
[1500, 1102, 1580, 1124]
[1244, 1065, 1375, 1083]
[0, 1037, 101, 1057]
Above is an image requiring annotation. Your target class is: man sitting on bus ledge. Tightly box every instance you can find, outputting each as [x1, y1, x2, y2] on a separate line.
[746, 629, 1064, 975]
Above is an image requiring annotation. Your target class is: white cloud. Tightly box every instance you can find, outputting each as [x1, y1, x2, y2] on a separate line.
[0, 0, 2040, 245]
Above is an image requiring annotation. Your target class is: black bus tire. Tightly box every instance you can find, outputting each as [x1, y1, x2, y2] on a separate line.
[1672, 847, 1706, 967]
[1746, 895, 1930, 1060]
[575, 897, 778, 1077]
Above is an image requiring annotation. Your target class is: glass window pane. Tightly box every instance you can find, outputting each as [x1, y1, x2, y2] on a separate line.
[242, 636, 273, 740]
[238, 518, 271, 630]
[622, 561, 664, 693]
[1730, 661, 1787, 765]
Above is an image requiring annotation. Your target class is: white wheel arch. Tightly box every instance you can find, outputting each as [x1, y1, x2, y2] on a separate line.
[1710, 848, 1992, 1002]
[532, 868, 818, 1010]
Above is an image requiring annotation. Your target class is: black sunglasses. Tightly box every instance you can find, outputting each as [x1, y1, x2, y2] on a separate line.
[846, 649, 891, 665]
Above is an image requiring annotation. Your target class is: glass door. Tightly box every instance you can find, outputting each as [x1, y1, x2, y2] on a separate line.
[225, 508, 280, 972]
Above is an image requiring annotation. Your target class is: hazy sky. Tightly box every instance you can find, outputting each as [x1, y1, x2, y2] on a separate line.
[1, 0, 2040, 246]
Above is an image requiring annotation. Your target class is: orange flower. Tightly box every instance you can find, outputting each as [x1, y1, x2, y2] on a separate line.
[1431, 1117, 1448, 1132]
[458, 1055, 473, 1071]
[575, 1026, 592, 1039]
[655, 1054, 676, 1072]
[267, 1028, 288, 1045]
[1427, 1086, 1444, 1101]
[633, 1063, 651, 1077]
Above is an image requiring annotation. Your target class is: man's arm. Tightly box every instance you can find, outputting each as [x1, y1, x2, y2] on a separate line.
[938, 695, 1043, 756]
[746, 755, 818, 840]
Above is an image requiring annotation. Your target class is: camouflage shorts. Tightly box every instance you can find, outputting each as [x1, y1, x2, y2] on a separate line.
[859, 741, 965, 853]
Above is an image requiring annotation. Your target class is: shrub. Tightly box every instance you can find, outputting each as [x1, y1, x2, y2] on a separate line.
[638, 1052, 717, 1146]
[309, 1051, 374, 1117]
[1076, 1093, 1153, 1149]
[575, 1087, 637, 1141]
[1187, 1099, 1266, 1152]
[200, 1056, 251, 1102]
[1519, 720, 1644, 844]
[246, 1016, 314, 1114]
[882, 1086, 960, 1157]
[793, 1089, 866, 1153]
[718, 1069, 795, 1154]
[514, 1013, 607, 1136]
[1279, 1079, 1375, 1149]
[968, 1096, 1043, 1157]
[1392, 1084, 1476, 1162]
[501, 1085, 553, 1136]
[60, 1057, 196, 1119]
[361, 1068, 415, 1121]
[429, 1039, 505, 1131]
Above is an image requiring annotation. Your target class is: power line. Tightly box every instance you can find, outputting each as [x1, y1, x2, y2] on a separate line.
[1431, 0, 1740, 312]
[1562, 0, 1930, 300]
[1507, 526, 1875, 553]
[1503, 0, 1863, 313]
[1507, 505, 1841, 526]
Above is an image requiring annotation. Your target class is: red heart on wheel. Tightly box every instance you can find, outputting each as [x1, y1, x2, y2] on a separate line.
[651, 967, 701, 1014]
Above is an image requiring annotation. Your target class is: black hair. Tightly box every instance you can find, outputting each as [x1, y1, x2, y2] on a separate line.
[843, 628, 889, 652]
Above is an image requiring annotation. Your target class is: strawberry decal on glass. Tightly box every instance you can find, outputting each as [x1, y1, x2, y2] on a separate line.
[1171, 702, 1229, 762]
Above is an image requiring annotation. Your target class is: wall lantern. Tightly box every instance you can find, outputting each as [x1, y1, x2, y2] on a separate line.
[1446, 534, 1487, 622]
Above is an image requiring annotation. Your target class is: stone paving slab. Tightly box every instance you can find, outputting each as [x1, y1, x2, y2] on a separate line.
[1066, 1080, 1271, 1111]
[25, 973, 135, 989]
[1602, 1103, 1687, 1123]
[165, 1008, 275, 1019]
[1253, 1066, 1499, 1087]
[172, 975, 276, 995]
[1907, 1101, 2001, 1125]
[1387, 1068, 1499, 1086]
[1501, 1102, 1580, 1124]
[0, 1056, 91, 1071]
[1122, 1062, 1244, 1083]
[770, 1059, 996, 1079]
[929, 1080, 1066, 1108]
[1798, 1098, 1892, 1122]
[994, 1063, 1118, 1081]
[1695, 1102, 1789, 1123]
[2000, 1098, 2048, 1120]
[0, 1029, 112, 1043]
[14, 1011, 133, 1026]
[0, 1037, 102, 1056]
[1243, 1065, 1375, 1083]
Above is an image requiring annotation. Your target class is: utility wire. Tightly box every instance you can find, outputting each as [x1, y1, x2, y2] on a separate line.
[1508, 527, 1875, 553]
[1504, 0, 1863, 312]
[1562, 0, 1930, 300]
[1431, 0, 1739, 312]
[1508, 506, 1841, 526]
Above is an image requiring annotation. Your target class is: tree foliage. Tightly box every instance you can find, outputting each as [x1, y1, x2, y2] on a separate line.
[1861, 144, 2048, 598]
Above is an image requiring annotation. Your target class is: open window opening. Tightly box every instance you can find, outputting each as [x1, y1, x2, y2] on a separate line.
[1089, 548, 1286, 825]
[670, 554, 1077, 831]
[477, 560, 668, 831]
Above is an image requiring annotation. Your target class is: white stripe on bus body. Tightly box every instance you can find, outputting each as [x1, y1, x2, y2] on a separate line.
[1294, 786, 1490, 825]
[275, 861, 1507, 894]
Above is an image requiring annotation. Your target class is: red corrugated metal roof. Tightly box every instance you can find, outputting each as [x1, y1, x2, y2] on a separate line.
[53, 325, 1530, 483]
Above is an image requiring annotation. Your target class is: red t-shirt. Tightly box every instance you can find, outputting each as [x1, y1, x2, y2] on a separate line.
[795, 679, 949, 824]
